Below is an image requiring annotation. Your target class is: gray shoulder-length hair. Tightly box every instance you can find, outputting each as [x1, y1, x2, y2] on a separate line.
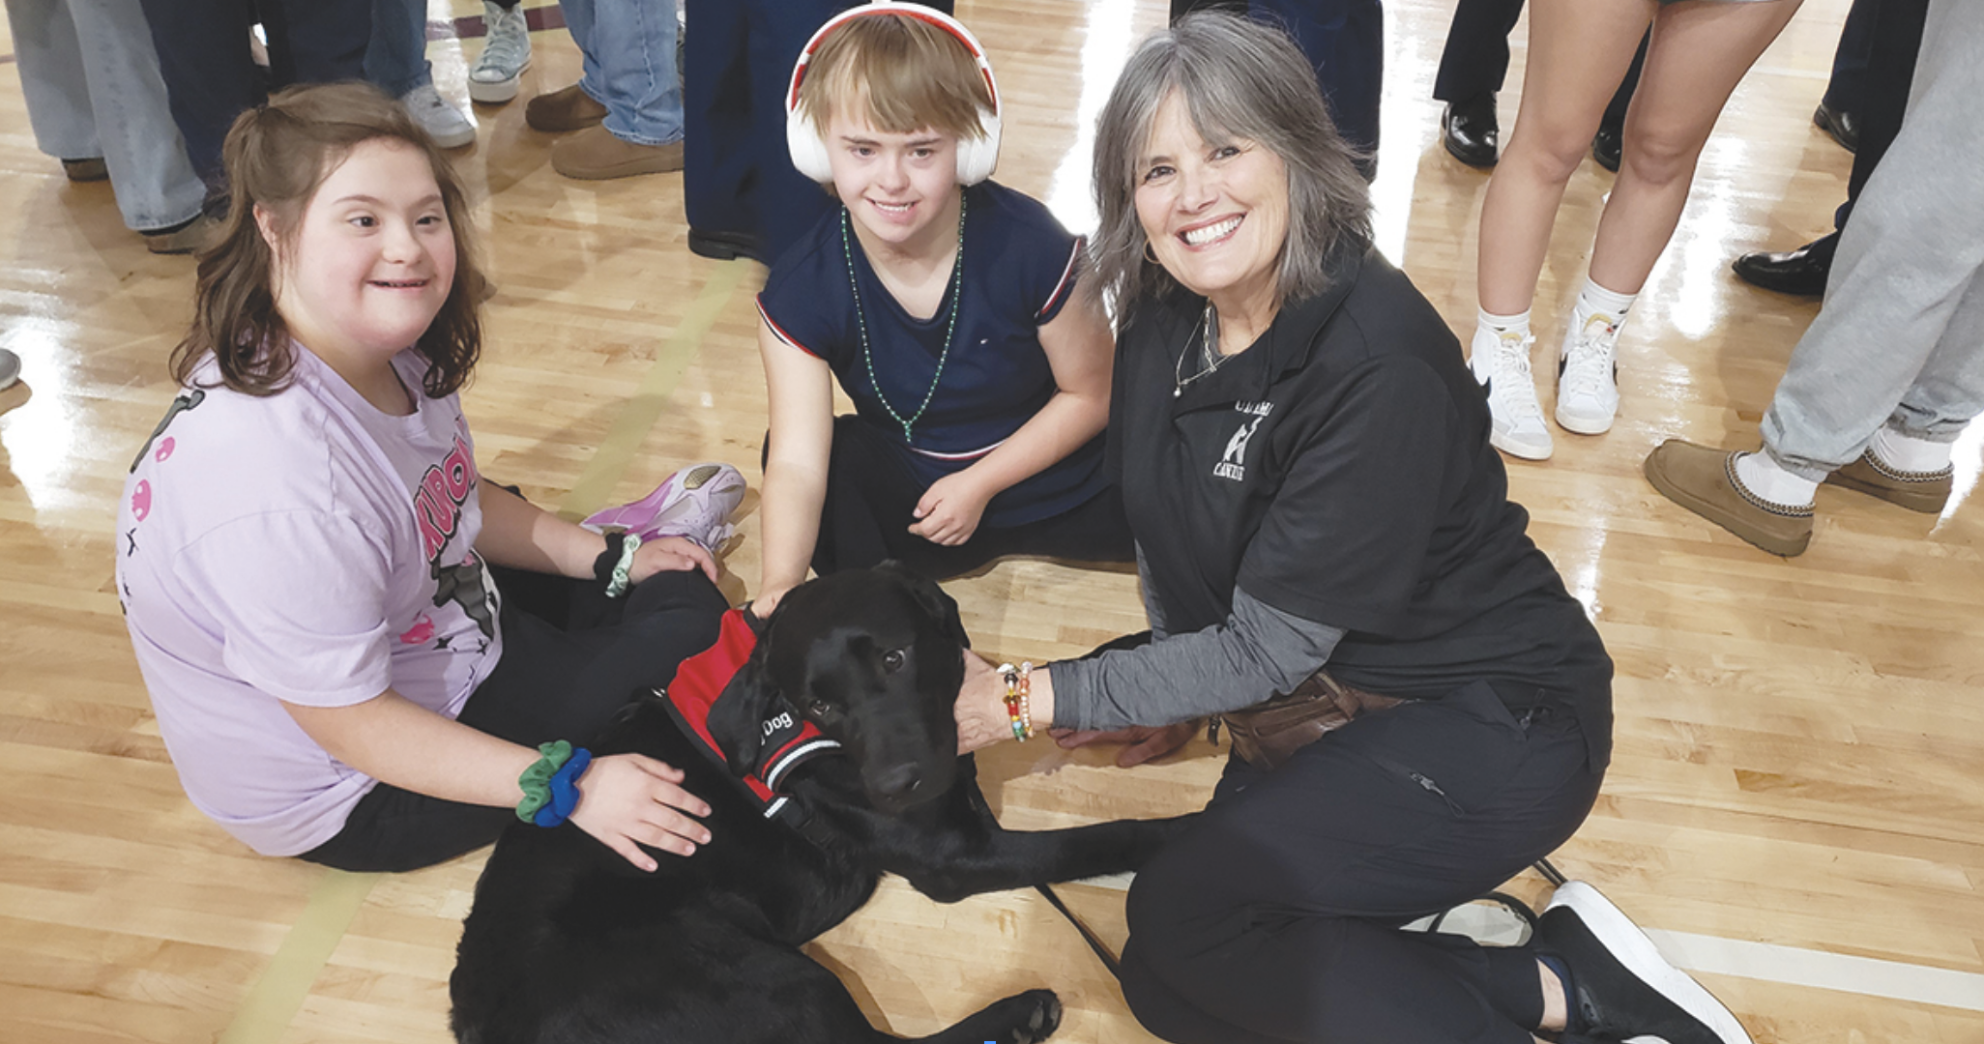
[1088, 11, 1372, 311]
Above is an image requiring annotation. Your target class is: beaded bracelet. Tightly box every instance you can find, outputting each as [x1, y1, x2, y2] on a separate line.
[998, 661, 1035, 742]
[516, 740, 593, 824]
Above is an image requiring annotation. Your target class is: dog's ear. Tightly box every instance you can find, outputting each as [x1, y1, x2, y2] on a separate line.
[706, 643, 781, 777]
[876, 560, 969, 650]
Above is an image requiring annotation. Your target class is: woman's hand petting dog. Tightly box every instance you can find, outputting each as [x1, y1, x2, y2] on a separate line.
[630, 535, 720, 586]
[1050, 724, 1197, 768]
[570, 754, 714, 871]
[955, 649, 1019, 753]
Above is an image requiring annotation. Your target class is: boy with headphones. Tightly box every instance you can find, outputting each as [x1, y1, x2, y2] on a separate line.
[753, 3, 1131, 613]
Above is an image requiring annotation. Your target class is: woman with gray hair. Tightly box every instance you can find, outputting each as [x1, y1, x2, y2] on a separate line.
[955, 14, 1751, 1044]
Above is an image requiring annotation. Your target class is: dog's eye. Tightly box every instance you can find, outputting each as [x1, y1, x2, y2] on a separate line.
[808, 699, 836, 719]
[882, 649, 906, 673]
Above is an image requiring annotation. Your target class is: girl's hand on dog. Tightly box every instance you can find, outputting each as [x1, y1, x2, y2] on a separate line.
[630, 536, 720, 585]
[570, 754, 713, 871]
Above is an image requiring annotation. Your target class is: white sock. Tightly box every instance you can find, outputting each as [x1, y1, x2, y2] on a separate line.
[1566, 279, 1637, 351]
[1472, 307, 1531, 359]
[1734, 451, 1818, 507]
[1869, 427, 1955, 474]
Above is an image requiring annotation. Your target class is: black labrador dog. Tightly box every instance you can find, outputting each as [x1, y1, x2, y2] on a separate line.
[451, 564, 1183, 1044]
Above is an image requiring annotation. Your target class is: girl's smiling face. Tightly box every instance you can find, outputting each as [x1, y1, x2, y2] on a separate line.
[263, 137, 457, 378]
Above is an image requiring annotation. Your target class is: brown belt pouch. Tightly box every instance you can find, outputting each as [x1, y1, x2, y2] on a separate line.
[1215, 668, 1405, 772]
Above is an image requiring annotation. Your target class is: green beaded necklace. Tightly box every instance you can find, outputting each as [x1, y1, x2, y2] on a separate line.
[841, 189, 967, 444]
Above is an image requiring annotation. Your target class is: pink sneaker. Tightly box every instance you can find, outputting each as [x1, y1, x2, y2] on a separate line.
[581, 462, 745, 554]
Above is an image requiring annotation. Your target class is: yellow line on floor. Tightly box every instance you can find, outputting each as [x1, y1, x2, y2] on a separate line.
[214, 260, 750, 1043]
[216, 869, 377, 1044]
[559, 260, 750, 520]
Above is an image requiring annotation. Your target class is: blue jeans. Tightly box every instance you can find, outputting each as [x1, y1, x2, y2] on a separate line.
[8, 0, 204, 232]
[366, 0, 435, 98]
[1762, 0, 1984, 473]
[559, 0, 682, 146]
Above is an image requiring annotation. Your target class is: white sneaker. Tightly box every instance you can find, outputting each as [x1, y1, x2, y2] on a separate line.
[469, 1, 533, 104]
[1470, 331, 1553, 460]
[401, 84, 476, 149]
[1556, 314, 1621, 435]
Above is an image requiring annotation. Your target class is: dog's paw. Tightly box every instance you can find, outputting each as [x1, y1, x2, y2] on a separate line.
[1001, 989, 1061, 1044]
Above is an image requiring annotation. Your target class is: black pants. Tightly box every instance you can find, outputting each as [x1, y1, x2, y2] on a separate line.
[299, 567, 728, 873]
[136, 0, 371, 188]
[1120, 681, 1604, 1044]
[810, 415, 1135, 582]
[1432, 0, 1643, 139]
[1834, 0, 1928, 232]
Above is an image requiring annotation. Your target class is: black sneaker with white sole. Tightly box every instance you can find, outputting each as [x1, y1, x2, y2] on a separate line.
[1537, 881, 1753, 1044]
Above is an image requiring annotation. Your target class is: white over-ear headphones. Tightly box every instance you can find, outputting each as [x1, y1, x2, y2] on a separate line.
[785, 1, 1003, 186]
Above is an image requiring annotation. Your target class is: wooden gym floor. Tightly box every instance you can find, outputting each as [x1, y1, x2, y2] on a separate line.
[1, 1, 1980, 1041]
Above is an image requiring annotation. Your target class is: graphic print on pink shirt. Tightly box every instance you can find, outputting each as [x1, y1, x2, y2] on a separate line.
[415, 435, 498, 642]
[400, 614, 436, 644]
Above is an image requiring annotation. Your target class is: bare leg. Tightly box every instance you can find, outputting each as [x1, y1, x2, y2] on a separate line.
[1589, 0, 1805, 293]
[1478, 0, 1654, 316]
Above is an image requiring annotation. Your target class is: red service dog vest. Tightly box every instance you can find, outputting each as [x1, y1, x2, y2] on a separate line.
[660, 609, 841, 824]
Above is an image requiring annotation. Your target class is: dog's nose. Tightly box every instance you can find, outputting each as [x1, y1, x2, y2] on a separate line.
[873, 763, 922, 800]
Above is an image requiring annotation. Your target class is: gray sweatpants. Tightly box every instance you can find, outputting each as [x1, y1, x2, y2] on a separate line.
[1761, 0, 1984, 475]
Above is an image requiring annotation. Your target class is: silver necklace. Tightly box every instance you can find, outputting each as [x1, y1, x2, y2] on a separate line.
[1173, 302, 1229, 398]
[843, 190, 967, 443]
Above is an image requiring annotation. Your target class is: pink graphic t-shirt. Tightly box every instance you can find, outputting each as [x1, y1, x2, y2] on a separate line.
[116, 347, 502, 856]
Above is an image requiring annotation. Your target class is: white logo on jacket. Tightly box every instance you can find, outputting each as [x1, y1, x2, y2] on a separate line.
[1215, 415, 1264, 481]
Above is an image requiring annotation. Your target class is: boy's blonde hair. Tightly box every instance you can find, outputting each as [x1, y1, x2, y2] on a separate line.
[797, 12, 993, 142]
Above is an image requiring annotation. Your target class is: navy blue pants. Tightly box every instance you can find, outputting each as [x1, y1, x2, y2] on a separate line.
[809, 415, 1134, 582]
[1172, 0, 1382, 170]
[136, 0, 371, 189]
[1120, 682, 1604, 1043]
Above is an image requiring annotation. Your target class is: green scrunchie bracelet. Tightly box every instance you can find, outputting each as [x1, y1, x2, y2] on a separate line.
[516, 740, 575, 823]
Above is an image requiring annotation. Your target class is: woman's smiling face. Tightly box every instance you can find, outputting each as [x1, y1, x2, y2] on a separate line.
[1133, 90, 1288, 311]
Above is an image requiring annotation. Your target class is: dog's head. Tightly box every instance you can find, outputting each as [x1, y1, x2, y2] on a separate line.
[708, 563, 969, 815]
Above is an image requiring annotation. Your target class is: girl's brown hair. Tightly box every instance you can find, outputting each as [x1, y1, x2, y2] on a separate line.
[170, 82, 485, 398]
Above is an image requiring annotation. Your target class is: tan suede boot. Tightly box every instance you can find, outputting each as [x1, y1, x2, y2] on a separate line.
[1644, 440, 1814, 557]
[525, 84, 607, 133]
[551, 125, 684, 180]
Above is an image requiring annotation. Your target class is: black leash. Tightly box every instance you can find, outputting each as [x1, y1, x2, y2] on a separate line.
[1035, 884, 1124, 980]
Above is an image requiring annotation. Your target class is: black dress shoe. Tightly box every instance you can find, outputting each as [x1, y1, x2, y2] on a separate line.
[1591, 124, 1622, 173]
[1731, 232, 1837, 297]
[1813, 101, 1859, 153]
[1441, 94, 1499, 168]
[688, 227, 766, 264]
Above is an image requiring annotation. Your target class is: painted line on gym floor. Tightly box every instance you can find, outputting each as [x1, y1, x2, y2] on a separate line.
[558, 260, 749, 519]
[214, 262, 748, 1043]
[1079, 873, 1984, 1012]
[215, 869, 378, 1044]
[1645, 928, 1984, 1013]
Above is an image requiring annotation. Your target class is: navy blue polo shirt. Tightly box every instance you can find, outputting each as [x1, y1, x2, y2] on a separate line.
[756, 181, 1108, 529]
[1110, 245, 1613, 768]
